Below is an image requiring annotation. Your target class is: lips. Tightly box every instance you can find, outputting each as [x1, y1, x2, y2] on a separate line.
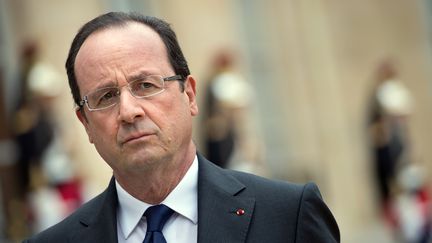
[120, 132, 154, 145]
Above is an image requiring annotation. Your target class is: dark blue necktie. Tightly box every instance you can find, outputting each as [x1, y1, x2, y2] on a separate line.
[142, 204, 174, 243]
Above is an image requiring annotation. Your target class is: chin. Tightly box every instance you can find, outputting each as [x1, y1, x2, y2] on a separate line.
[124, 150, 166, 168]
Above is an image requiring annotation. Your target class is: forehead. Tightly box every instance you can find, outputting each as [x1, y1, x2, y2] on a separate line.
[74, 22, 171, 88]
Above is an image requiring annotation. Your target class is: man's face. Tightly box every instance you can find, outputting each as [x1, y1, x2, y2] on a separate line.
[74, 23, 198, 175]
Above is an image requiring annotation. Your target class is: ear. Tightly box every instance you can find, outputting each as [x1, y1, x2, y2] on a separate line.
[184, 75, 199, 116]
[75, 109, 94, 144]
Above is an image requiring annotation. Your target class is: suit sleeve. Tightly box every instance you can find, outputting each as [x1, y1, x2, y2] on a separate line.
[295, 182, 340, 242]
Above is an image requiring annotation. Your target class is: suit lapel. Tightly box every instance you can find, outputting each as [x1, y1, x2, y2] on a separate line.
[70, 177, 118, 243]
[197, 154, 255, 243]
[65, 156, 255, 243]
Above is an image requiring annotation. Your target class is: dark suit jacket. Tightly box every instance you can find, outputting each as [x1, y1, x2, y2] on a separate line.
[24, 154, 340, 242]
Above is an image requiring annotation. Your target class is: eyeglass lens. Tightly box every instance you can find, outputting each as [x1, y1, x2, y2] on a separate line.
[86, 75, 164, 110]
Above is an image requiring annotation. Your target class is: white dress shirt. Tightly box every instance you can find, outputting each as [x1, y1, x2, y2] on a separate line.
[116, 156, 198, 243]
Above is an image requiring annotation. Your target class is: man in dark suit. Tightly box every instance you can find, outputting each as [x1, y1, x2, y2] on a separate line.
[24, 12, 339, 242]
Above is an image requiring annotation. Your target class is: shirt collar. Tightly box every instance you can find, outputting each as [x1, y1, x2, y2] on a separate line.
[116, 155, 198, 239]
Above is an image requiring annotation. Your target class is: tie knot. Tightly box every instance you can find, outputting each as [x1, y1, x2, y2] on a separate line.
[144, 204, 174, 232]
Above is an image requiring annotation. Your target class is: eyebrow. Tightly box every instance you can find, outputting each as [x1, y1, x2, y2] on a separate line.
[87, 71, 156, 93]
[91, 80, 118, 91]
[127, 70, 157, 82]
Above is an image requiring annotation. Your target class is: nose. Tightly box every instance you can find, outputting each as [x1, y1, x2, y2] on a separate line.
[117, 87, 145, 123]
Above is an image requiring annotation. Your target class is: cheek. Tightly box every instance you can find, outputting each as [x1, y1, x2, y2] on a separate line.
[151, 98, 185, 136]
[164, 97, 193, 133]
[87, 115, 119, 144]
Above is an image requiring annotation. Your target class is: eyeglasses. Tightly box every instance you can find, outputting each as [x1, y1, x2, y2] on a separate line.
[79, 74, 183, 111]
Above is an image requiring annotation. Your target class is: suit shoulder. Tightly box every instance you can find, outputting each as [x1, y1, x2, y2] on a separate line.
[228, 169, 340, 241]
[226, 168, 305, 189]
[201, 158, 321, 202]
[226, 169, 310, 199]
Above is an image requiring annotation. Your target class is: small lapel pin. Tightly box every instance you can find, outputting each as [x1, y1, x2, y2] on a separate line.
[235, 209, 245, 216]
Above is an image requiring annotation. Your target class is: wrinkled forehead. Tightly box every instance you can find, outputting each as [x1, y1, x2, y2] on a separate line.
[76, 22, 168, 66]
[74, 23, 172, 91]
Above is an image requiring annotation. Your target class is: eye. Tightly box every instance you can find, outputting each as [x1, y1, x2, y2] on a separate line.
[91, 88, 119, 107]
[100, 89, 117, 101]
[130, 77, 163, 97]
[138, 81, 156, 90]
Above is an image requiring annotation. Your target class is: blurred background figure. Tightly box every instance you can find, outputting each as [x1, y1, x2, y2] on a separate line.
[12, 42, 52, 202]
[367, 59, 412, 215]
[202, 49, 265, 174]
[367, 59, 431, 242]
[10, 41, 83, 237]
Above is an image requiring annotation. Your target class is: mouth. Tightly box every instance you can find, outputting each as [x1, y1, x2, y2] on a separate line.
[121, 133, 155, 145]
